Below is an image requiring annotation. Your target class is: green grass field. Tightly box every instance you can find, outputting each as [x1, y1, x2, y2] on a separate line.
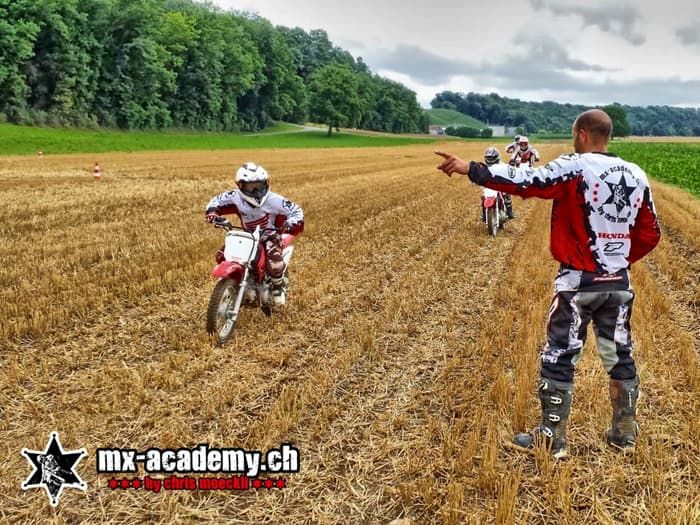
[609, 143, 700, 196]
[424, 108, 488, 129]
[0, 123, 435, 156]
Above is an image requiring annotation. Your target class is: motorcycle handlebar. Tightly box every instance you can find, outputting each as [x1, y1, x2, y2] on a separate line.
[212, 219, 281, 234]
[212, 217, 235, 230]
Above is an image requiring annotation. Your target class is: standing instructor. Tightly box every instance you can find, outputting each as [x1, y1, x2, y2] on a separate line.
[435, 110, 661, 458]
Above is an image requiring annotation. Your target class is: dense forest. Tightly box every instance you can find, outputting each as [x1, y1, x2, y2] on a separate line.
[431, 91, 700, 136]
[0, 0, 428, 133]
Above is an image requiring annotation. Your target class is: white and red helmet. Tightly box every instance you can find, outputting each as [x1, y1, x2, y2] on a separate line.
[235, 162, 269, 207]
[518, 136, 529, 150]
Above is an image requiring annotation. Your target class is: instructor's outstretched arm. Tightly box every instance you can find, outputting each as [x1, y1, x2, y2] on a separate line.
[435, 150, 469, 177]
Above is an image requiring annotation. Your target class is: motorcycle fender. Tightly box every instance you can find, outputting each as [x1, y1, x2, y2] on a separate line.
[212, 261, 244, 280]
[483, 196, 497, 208]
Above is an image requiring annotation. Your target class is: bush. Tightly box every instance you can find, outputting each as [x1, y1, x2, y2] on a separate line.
[445, 126, 481, 138]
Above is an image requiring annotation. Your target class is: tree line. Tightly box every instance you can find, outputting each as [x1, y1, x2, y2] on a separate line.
[431, 91, 700, 137]
[0, 0, 428, 133]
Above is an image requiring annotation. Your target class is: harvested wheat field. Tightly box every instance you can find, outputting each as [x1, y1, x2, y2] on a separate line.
[1, 142, 698, 524]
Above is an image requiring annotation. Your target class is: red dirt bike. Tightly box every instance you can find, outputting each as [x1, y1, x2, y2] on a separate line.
[482, 187, 508, 237]
[206, 217, 294, 344]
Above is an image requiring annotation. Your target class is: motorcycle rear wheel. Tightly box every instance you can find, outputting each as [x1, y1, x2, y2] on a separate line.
[486, 207, 498, 236]
[206, 278, 239, 344]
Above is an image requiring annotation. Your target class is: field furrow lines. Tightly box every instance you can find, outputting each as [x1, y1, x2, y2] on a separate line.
[2, 143, 698, 524]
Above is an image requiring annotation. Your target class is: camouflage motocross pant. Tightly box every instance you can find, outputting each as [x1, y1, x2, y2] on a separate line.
[540, 289, 637, 382]
[261, 231, 285, 280]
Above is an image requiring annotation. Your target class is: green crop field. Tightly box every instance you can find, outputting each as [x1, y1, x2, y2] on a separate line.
[0, 123, 435, 156]
[610, 143, 700, 196]
[425, 108, 488, 129]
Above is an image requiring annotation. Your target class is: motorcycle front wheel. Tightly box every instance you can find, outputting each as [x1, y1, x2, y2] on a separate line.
[486, 207, 498, 237]
[206, 278, 239, 344]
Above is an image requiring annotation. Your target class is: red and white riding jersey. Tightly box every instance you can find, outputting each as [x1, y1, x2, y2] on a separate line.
[468, 152, 661, 278]
[511, 146, 540, 165]
[205, 190, 304, 235]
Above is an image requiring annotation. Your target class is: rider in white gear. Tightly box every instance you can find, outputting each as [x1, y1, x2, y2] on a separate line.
[482, 147, 515, 220]
[505, 134, 521, 154]
[205, 162, 304, 307]
[510, 136, 540, 166]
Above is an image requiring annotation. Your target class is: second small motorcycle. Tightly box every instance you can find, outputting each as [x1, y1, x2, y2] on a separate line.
[482, 187, 508, 237]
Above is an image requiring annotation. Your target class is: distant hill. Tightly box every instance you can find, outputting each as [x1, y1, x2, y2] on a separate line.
[425, 108, 488, 129]
[431, 92, 700, 136]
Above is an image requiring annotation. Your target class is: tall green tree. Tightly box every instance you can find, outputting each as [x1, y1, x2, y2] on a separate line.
[308, 64, 362, 135]
[603, 104, 631, 138]
[237, 16, 305, 130]
[97, 0, 175, 128]
[0, 0, 430, 135]
[0, 1, 39, 122]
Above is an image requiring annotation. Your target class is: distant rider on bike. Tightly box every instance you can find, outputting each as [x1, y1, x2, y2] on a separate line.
[510, 136, 540, 167]
[481, 147, 516, 220]
[205, 162, 304, 306]
[505, 134, 521, 155]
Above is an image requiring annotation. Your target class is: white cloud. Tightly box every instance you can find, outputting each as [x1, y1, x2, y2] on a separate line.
[676, 22, 700, 47]
[213, 0, 700, 107]
[530, 0, 646, 46]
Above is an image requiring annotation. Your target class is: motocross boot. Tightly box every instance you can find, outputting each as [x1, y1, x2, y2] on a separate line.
[270, 276, 286, 307]
[606, 376, 640, 449]
[504, 195, 516, 219]
[513, 378, 573, 459]
[243, 279, 258, 304]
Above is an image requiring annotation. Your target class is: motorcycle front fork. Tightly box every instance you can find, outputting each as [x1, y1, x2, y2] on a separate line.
[229, 268, 250, 321]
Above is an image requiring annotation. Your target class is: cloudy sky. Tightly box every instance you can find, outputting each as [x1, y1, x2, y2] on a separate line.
[214, 0, 700, 108]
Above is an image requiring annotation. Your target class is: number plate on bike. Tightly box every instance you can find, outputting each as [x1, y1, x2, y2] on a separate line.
[224, 232, 256, 263]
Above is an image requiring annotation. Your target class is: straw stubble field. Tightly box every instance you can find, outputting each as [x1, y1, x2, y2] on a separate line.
[1, 143, 698, 524]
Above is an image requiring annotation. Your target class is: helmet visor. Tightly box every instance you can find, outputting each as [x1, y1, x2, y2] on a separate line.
[240, 181, 266, 193]
[239, 180, 269, 201]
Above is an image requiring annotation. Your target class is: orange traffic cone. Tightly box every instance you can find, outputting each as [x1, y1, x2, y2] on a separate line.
[93, 162, 101, 180]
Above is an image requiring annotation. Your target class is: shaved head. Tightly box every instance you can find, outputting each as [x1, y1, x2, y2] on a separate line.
[573, 109, 612, 142]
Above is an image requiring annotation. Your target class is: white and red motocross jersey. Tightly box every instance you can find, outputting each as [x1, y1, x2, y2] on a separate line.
[506, 141, 518, 154]
[205, 190, 304, 235]
[468, 152, 661, 277]
[511, 146, 540, 165]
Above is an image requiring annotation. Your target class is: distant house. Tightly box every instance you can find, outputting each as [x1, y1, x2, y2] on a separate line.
[488, 125, 506, 137]
[488, 125, 518, 137]
[429, 125, 446, 135]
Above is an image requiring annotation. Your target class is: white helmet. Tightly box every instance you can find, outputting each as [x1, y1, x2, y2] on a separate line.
[235, 162, 269, 207]
[518, 136, 529, 150]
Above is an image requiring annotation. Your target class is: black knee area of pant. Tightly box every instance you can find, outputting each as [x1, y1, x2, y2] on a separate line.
[541, 365, 575, 383]
[609, 365, 637, 381]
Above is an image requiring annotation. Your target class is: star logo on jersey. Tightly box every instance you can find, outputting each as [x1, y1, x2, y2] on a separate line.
[603, 175, 636, 214]
[22, 432, 87, 507]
